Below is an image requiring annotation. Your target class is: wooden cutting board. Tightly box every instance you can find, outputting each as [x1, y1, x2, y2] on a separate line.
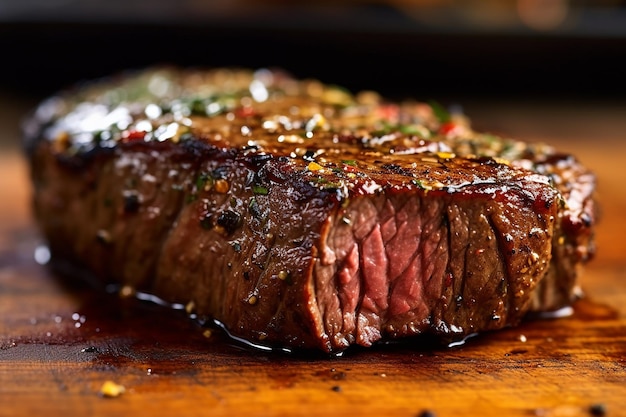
[1, 103, 625, 417]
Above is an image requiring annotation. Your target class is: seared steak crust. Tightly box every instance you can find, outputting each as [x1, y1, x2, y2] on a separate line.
[24, 67, 596, 353]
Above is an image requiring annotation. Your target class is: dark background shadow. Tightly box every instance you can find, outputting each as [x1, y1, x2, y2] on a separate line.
[1, 0, 625, 103]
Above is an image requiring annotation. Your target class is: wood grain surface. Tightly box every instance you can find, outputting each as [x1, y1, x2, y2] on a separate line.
[1, 100, 625, 417]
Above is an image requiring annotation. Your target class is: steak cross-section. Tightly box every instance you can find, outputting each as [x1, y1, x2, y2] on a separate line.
[24, 67, 596, 353]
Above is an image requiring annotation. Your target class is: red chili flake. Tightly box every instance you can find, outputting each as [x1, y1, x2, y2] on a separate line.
[439, 122, 459, 136]
[376, 104, 399, 122]
[235, 106, 257, 118]
[342, 164, 358, 173]
[444, 272, 453, 287]
[121, 130, 146, 142]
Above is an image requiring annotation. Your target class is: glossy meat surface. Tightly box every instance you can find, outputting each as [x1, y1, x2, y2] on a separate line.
[24, 67, 596, 352]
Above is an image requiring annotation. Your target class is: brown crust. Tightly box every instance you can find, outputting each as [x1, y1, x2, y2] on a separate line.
[24, 67, 596, 352]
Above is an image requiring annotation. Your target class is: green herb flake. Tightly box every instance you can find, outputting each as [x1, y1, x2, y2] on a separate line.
[200, 217, 212, 230]
[373, 120, 394, 136]
[322, 182, 341, 189]
[411, 179, 426, 190]
[398, 125, 421, 135]
[341, 159, 357, 166]
[253, 185, 269, 195]
[190, 98, 207, 115]
[248, 197, 263, 219]
[195, 172, 213, 191]
[429, 100, 451, 123]
[482, 134, 500, 143]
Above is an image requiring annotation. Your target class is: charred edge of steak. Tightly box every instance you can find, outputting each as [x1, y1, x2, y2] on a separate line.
[30, 138, 343, 351]
[29, 136, 563, 353]
[24, 66, 597, 353]
[528, 153, 597, 312]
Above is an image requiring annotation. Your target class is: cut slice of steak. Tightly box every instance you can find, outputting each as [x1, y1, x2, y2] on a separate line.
[23, 67, 596, 353]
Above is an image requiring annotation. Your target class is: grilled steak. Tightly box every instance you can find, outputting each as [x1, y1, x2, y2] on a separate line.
[23, 67, 596, 353]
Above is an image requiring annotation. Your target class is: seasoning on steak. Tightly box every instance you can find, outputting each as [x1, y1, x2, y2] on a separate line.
[23, 67, 596, 353]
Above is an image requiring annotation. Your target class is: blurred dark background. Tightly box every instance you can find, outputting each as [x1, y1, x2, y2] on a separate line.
[1, 0, 626, 102]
